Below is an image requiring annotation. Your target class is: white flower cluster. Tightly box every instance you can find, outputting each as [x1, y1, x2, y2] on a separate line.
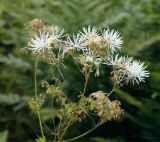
[27, 23, 149, 85]
[67, 26, 123, 52]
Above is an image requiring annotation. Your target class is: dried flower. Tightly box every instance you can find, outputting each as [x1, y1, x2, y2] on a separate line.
[80, 25, 102, 47]
[25, 19, 44, 32]
[79, 50, 102, 76]
[50, 26, 65, 40]
[89, 91, 123, 121]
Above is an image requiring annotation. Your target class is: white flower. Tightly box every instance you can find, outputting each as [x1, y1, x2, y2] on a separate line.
[66, 34, 87, 50]
[86, 55, 94, 63]
[28, 30, 53, 54]
[103, 55, 149, 84]
[102, 29, 123, 53]
[50, 26, 65, 40]
[84, 49, 102, 64]
[80, 25, 102, 46]
[103, 54, 123, 66]
[123, 58, 149, 84]
[80, 25, 98, 38]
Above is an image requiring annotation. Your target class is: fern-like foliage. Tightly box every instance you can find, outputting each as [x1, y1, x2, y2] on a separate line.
[0, 0, 160, 141]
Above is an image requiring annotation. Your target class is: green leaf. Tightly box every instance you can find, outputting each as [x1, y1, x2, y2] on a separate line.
[36, 137, 46, 142]
[115, 89, 143, 107]
[0, 130, 8, 142]
[91, 137, 125, 142]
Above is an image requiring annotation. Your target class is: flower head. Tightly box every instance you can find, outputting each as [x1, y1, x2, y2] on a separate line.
[50, 26, 65, 40]
[104, 55, 149, 84]
[84, 49, 102, 65]
[102, 29, 123, 53]
[80, 49, 102, 76]
[123, 58, 149, 84]
[80, 25, 98, 38]
[104, 54, 123, 66]
[66, 34, 87, 50]
[80, 25, 102, 46]
[28, 30, 54, 54]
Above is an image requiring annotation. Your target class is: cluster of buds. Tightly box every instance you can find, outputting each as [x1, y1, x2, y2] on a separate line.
[89, 91, 123, 121]
[59, 101, 88, 123]
[75, 108, 88, 122]
[59, 103, 77, 122]
[59, 91, 123, 123]
[28, 94, 45, 111]
[42, 81, 66, 106]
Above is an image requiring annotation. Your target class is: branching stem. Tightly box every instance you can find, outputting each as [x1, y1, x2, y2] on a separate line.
[58, 118, 72, 142]
[60, 121, 106, 142]
[107, 83, 117, 97]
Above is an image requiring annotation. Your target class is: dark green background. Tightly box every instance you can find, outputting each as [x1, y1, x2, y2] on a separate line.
[0, 0, 160, 142]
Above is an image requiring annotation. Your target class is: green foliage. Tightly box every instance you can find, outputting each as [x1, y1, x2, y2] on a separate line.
[36, 137, 46, 142]
[91, 137, 125, 142]
[115, 89, 160, 141]
[0, 131, 8, 142]
[0, 0, 160, 142]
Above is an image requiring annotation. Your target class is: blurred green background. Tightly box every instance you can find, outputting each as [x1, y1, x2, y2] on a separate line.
[0, 0, 160, 142]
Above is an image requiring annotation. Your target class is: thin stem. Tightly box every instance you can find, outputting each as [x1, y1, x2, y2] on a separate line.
[34, 57, 45, 139]
[48, 64, 60, 141]
[56, 65, 64, 80]
[58, 118, 72, 142]
[52, 96, 56, 131]
[82, 65, 92, 96]
[61, 123, 102, 142]
[70, 54, 82, 74]
[57, 119, 62, 140]
[50, 64, 70, 102]
[34, 58, 38, 100]
[107, 83, 116, 97]
[43, 121, 55, 135]
[37, 111, 45, 138]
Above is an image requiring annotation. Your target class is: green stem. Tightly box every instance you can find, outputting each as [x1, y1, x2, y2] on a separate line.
[34, 57, 45, 139]
[37, 111, 45, 138]
[50, 65, 70, 103]
[58, 118, 72, 142]
[34, 58, 38, 100]
[82, 65, 92, 96]
[52, 96, 56, 131]
[107, 83, 116, 97]
[71, 54, 82, 73]
[61, 123, 102, 142]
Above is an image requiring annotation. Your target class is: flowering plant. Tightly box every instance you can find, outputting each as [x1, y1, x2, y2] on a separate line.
[22, 19, 149, 142]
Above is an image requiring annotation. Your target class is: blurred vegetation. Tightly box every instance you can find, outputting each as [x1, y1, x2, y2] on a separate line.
[0, 0, 160, 142]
